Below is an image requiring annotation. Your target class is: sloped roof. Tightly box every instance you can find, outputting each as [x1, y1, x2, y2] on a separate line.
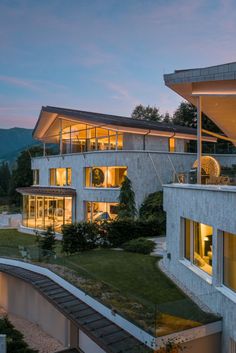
[164, 62, 236, 143]
[33, 106, 215, 142]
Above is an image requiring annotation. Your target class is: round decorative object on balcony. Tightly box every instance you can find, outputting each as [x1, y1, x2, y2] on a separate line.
[193, 156, 221, 177]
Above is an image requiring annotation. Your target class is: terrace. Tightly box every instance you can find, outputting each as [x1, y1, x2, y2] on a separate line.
[0, 229, 219, 343]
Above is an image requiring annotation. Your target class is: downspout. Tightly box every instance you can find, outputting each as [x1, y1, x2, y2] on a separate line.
[143, 130, 151, 150]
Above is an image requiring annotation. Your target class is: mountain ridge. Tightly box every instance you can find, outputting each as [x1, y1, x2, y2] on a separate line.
[0, 127, 36, 165]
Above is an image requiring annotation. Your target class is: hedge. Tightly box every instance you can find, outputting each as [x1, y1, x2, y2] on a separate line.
[61, 219, 163, 253]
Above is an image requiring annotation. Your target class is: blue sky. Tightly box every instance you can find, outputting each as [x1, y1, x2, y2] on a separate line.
[1, 0, 236, 128]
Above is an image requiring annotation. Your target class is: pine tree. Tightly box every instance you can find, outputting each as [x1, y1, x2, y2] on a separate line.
[131, 104, 162, 122]
[117, 176, 137, 220]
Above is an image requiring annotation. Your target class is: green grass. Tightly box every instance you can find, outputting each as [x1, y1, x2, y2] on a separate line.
[0, 229, 218, 336]
[0, 229, 36, 247]
[61, 249, 184, 304]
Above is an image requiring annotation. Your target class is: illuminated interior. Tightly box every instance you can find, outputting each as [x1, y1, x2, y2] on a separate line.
[86, 202, 119, 222]
[85, 166, 127, 188]
[169, 138, 176, 152]
[22, 195, 72, 232]
[33, 169, 40, 185]
[61, 124, 123, 153]
[223, 231, 236, 292]
[184, 218, 213, 275]
[49, 168, 72, 186]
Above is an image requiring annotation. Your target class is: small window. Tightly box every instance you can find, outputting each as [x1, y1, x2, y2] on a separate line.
[33, 169, 39, 185]
[169, 138, 175, 152]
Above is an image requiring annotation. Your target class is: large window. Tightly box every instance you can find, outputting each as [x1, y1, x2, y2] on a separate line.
[49, 168, 71, 186]
[184, 218, 213, 275]
[22, 195, 72, 232]
[85, 166, 127, 188]
[61, 124, 123, 153]
[86, 202, 118, 222]
[223, 231, 236, 292]
[33, 169, 39, 185]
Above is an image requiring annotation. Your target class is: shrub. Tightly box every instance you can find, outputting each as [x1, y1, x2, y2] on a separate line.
[36, 226, 56, 257]
[106, 219, 162, 247]
[62, 222, 100, 254]
[122, 237, 155, 254]
[0, 316, 38, 353]
[139, 191, 166, 233]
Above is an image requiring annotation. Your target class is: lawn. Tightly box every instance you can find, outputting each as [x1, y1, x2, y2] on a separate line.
[0, 229, 218, 336]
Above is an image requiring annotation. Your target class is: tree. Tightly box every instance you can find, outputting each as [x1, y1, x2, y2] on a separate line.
[0, 162, 11, 195]
[131, 104, 162, 122]
[172, 101, 221, 132]
[139, 191, 166, 233]
[8, 145, 43, 206]
[162, 112, 172, 124]
[117, 176, 137, 220]
[172, 102, 197, 128]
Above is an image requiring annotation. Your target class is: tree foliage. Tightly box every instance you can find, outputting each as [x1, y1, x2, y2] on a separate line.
[172, 101, 221, 132]
[0, 162, 11, 196]
[139, 191, 166, 233]
[117, 176, 137, 220]
[131, 104, 162, 122]
[36, 226, 56, 256]
[8, 146, 43, 205]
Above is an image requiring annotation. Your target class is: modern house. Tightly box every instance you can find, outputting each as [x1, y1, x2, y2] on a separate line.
[17, 106, 223, 234]
[162, 62, 236, 353]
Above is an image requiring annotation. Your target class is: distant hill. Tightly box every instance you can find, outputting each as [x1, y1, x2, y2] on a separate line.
[0, 128, 37, 166]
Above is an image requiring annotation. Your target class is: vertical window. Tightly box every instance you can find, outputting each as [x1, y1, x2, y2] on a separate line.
[184, 218, 213, 275]
[184, 219, 191, 261]
[33, 169, 39, 185]
[49, 168, 71, 186]
[169, 138, 175, 152]
[223, 231, 236, 292]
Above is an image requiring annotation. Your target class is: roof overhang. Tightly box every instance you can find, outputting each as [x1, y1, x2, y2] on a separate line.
[16, 186, 76, 197]
[164, 62, 236, 143]
[33, 106, 215, 143]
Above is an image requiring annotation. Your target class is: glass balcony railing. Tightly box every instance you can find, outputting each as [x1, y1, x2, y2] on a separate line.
[0, 245, 220, 340]
[174, 170, 236, 186]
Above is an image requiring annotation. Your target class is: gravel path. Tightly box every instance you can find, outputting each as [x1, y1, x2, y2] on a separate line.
[0, 308, 64, 353]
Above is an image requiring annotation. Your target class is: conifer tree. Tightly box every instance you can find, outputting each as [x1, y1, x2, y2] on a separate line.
[117, 176, 137, 220]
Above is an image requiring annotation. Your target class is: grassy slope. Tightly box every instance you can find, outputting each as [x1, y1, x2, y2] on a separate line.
[0, 229, 217, 335]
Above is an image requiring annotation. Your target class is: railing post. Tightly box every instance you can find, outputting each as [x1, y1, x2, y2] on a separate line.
[197, 96, 202, 184]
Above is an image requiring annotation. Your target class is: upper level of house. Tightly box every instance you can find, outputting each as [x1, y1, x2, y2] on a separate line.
[33, 106, 215, 155]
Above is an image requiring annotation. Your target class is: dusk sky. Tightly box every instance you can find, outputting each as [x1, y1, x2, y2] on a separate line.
[1, 0, 236, 128]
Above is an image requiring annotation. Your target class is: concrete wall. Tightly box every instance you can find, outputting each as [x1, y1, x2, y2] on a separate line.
[123, 133, 188, 152]
[182, 333, 221, 353]
[163, 184, 236, 353]
[32, 151, 236, 223]
[0, 272, 109, 353]
[0, 272, 69, 346]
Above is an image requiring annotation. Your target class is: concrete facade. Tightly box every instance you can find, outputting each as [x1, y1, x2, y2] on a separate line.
[31, 151, 236, 224]
[163, 184, 236, 353]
